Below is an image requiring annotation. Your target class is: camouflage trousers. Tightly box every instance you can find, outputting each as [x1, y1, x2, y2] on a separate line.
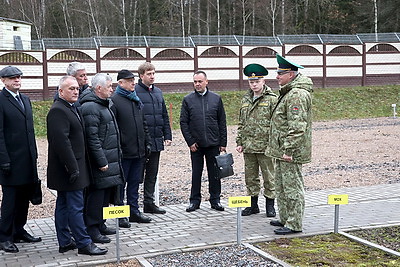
[275, 160, 305, 231]
[243, 153, 275, 199]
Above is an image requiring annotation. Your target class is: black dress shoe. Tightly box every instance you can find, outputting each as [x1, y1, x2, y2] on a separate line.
[78, 242, 108, 255]
[186, 203, 200, 212]
[144, 203, 166, 214]
[270, 220, 285, 227]
[211, 203, 225, 211]
[99, 226, 116, 235]
[274, 227, 302, 235]
[0, 241, 19, 253]
[14, 232, 42, 243]
[118, 218, 131, 228]
[90, 234, 111, 244]
[59, 240, 77, 253]
[129, 212, 152, 223]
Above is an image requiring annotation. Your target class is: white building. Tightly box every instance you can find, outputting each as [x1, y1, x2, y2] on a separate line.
[0, 17, 31, 50]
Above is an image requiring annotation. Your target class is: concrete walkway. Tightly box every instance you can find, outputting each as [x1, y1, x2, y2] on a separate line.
[2, 183, 400, 266]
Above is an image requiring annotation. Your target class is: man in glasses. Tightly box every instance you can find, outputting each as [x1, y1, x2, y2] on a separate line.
[266, 54, 313, 235]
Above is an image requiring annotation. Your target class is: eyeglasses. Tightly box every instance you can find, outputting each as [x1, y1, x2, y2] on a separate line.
[277, 71, 291, 76]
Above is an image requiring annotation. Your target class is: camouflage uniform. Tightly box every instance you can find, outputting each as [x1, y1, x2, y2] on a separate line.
[266, 73, 313, 231]
[236, 85, 277, 198]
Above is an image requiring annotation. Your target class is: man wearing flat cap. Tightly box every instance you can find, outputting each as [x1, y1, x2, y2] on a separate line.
[266, 54, 313, 235]
[236, 64, 277, 218]
[0, 66, 41, 253]
[111, 69, 152, 225]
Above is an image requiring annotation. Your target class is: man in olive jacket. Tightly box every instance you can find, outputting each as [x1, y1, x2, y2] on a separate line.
[236, 64, 278, 218]
[47, 76, 107, 255]
[266, 54, 313, 235]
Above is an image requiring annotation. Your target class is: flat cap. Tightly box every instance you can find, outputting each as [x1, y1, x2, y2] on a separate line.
[117, 69, 137, 81]
[0, 66, 23, 78]
[243, 63, 268, 79]
[276, 54, 304, 72]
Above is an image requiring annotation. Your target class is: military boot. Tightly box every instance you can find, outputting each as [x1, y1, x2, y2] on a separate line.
[241, 196, 260, 216]
[266, 197, 276, 217]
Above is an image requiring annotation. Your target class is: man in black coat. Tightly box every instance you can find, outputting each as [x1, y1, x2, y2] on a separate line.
[111, 69, 152, 224]
[80, 73, 124, 243]
[0, 66, 41, 253]
[47, 76, 107, 255]
[180, 71, 227, 213]
[135, 62, 172, 215]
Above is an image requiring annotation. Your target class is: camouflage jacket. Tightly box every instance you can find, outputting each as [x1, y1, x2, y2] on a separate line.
[266, 73, 313, 163]
[236, 85, 277, 153]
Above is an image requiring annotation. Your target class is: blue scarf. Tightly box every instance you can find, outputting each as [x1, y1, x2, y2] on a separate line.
[115, 85, 143, 107]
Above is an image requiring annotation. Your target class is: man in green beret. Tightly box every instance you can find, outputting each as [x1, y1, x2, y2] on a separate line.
[266, 54, 313, 235]
[236, 63, 278, 217]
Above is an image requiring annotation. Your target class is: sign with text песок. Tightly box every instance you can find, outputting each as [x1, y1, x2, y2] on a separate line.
[103, 205, 130, 219]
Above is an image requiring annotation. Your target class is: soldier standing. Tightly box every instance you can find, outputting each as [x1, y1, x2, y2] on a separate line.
[266, 54, 313, 235]
[236, 64, 278, 217]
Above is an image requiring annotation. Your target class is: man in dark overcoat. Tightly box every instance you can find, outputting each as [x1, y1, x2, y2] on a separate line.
[0, 66, 41, 253]
[47, 76, 107, 255]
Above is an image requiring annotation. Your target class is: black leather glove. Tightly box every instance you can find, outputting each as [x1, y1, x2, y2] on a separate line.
[69, 170, 79, 184]
[145, 144, 152, 158]
[0, 163, 11, 176]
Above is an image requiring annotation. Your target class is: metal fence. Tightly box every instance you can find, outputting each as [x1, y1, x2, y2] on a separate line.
[29, 33, 400, 50]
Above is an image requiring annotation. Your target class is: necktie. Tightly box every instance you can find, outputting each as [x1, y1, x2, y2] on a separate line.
[16, 95, 25, 111]
[71, 104, 81, 121]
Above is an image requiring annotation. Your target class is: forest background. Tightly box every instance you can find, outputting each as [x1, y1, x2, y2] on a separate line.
[0, 0, 398, 41]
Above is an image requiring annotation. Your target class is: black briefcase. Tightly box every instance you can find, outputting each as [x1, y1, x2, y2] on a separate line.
[215, 152, 234, 178]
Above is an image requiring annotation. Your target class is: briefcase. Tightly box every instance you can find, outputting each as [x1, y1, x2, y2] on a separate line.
[215, 152, 234, 179]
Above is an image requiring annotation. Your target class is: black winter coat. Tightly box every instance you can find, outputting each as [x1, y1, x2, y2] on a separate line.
[135, 80, 172, 152]
[180, 89, 227, 148]
[111, 91, 151, 159]
[0, 88, 38, 186]
[80, 89, 124, 189]
[47, 98, 90, 191]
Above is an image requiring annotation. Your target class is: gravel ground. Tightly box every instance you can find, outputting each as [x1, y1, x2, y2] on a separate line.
[148, 245, 282, 267]
[6, 116, 399, 220]
[1, 117, 399, 266]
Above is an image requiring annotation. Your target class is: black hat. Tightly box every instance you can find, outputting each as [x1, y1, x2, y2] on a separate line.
[117, 69, 137, 81]
[243, 64, 268, 80]
[276, 54, 304, 73]
[0, 66, 23, 78]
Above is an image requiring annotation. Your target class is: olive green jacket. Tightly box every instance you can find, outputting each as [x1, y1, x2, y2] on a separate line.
[266, 73, 313, 163]
[236, 85, 277, 153]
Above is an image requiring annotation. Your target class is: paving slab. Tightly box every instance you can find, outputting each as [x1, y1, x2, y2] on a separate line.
[1, 183, 400, 266]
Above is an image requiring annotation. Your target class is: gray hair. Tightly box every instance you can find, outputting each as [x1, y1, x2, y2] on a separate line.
[91, 73, 112, 89]
[66, 62, 86, 76]
[59, 75, 77, 88]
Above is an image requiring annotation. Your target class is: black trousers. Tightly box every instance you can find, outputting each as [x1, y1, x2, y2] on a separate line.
[84, 186, 111, 236]
[143, 151, 161, 205]
[189, 146, 221, 205]
[0, 184, 31, 242]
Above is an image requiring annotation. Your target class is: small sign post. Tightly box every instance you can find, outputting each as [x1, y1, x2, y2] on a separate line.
[392, 104, 397, 118]
[228, 196, 251, 245]
[103, 205, 130, 263]
[328, 194, 348, 233]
